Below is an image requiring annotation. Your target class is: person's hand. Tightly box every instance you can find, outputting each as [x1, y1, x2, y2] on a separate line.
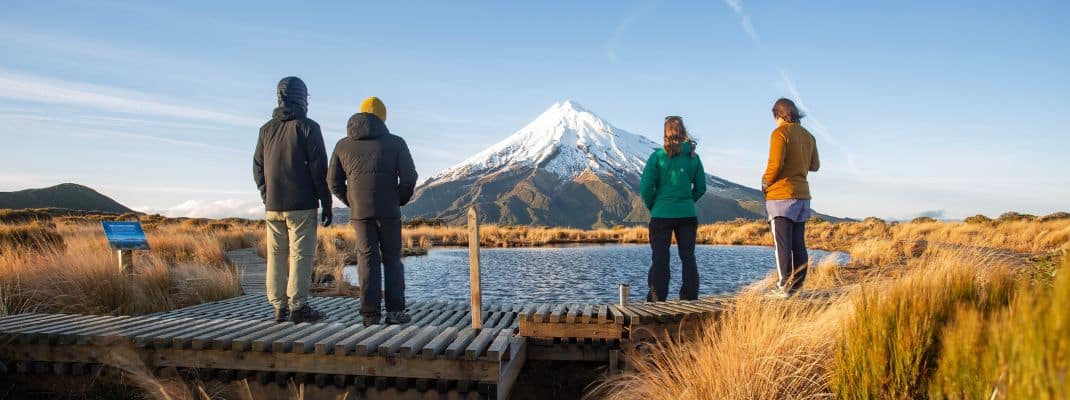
[321, 208, 333, 227]
[761, 181, 769, 192]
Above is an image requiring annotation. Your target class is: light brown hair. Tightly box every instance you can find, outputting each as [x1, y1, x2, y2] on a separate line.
[663, 116, 693, 157]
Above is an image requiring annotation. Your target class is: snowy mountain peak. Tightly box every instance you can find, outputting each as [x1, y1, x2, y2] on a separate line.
[427, 101, 660, 184]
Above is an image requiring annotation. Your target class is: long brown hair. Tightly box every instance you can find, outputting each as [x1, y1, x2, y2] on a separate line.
[663, 116, 693, 157]
[772, 98, 804, 123]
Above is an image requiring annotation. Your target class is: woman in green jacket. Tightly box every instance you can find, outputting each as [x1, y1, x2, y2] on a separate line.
[639, 116, 707, 301]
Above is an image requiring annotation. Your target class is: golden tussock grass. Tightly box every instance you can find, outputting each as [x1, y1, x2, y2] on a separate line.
[594, 237, 1064, 400]
[0, 217, 250, 316]
[400, 216, 1069, 255]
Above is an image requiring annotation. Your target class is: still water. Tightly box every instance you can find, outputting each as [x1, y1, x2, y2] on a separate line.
[344, 244, 847, 304]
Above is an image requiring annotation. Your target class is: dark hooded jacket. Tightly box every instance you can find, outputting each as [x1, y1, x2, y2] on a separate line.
[253, 77, 332, 212]
[328, 113, 418, 220]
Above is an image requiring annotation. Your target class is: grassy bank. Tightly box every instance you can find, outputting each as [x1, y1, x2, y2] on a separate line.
[0, 210, 435, 313]
[0, 217, 257, 316]
[403, 213, 1070, 254]
[592, 236, 1068, 399]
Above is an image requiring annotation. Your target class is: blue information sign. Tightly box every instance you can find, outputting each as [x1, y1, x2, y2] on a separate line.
[101, 221, 150, 250]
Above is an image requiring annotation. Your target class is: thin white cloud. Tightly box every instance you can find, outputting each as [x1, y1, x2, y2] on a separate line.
[606, 1, 663, 61]
[0, 69, 260, 127]
[139, 199, 263, 219]
[723, 0, 760, 43]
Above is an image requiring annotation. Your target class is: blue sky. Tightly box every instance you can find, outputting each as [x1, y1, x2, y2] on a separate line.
[1, 0, 1067, 220]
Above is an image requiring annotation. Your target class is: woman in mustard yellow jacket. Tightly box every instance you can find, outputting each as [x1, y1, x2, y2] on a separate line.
[762, 98, 819, 298]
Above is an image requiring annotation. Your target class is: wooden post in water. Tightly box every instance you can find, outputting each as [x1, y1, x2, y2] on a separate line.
[117, 250, 133, 274]
[468, 207, 483, 330]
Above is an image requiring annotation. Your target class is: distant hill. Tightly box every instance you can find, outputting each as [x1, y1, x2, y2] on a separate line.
[0, 183, 134, 214]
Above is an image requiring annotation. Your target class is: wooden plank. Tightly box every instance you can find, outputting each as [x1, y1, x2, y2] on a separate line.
[485, 329, 512, 361]
[272, 323, 337, 353]
[609, 305, 634, 326]
[399, 326, 438, 358]
[147, 318, 225, 348]
[421, 326, 459, 360]
[0, 314, 95, 338]
[313, 324, 366, 355]
[464, 328, 498, 361]
[444, 328, 477, 359]
[377, 325, 420, 356]
[530, 304, 551, 323]
[291, 323, 347, 354]
[191, 320, 272, 350]
[251, 322, 316, 352]
[520, 320, 621, 340]
[497, 338, 527, 400]
[597, 303, 609, 323]
[581, 304, 597, 324]
[49, 316, 137, 345]
[170, 319, 252, 349]
[0, 343, 502, 382]
[355, 325, 402, 356]
[216, 322, 293, 351]
[71, 317, 162, 345]
[548, 304, 567, 324]
[0, 314, 56, 330]
[565, 304, 583, 324]
[17, 315, 115, 344]
[518, 303, 537, 321]
[334, 325, 384, 356]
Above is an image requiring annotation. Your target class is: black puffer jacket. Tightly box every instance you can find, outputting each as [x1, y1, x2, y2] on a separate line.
[328, 113, 418, 220]
[253, 105, 332, 212]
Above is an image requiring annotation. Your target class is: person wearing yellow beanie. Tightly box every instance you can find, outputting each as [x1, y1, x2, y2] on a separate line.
[360, 96, 387, 122]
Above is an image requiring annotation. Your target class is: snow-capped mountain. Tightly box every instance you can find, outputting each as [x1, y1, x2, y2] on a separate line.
[404, 101, 766, 227]
[429, 100, 655, 182]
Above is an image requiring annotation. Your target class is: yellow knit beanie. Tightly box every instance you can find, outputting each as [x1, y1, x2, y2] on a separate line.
[360, 96, 387, 122]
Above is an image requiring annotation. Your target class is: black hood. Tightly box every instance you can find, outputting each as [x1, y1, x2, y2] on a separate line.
[347, 112, 388, 140]
[275, 76, 308, 118]
[272, 106, 305, 121]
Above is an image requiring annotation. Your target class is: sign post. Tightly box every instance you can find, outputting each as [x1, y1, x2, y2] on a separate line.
[101, 221, 149, 274]
[468, 207, 482, 330]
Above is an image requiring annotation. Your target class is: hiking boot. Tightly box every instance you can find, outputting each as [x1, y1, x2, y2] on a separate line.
[764, 288, 790, 300]
[385, 311, 412, 325]
[362, 313, 381, 327]
[274, 307, 289, 323]
[289, 305, 325, 323]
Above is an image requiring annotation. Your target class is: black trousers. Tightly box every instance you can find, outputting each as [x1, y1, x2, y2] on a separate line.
[647, 217, 699, 302]
[771, 217, 808, 292]
[354, 218, 406, 315]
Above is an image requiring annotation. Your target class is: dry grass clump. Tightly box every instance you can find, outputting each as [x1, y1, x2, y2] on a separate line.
[592, 291, 850, 400]
[928, 255, 1069, 400]
[595, 237, 1061, 399]
[0, 221, 65, 252]
[0, 208, 53, 224]
[0, 216, 247, 316]
[830, 249, 1016, 399]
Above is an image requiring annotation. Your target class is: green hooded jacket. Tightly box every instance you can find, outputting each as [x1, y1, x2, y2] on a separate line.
[640, 141, 707, 218]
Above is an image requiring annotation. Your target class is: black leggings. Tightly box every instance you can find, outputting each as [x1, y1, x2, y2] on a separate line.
[771, 217, 808, 292]
[647, 217, 699, 301]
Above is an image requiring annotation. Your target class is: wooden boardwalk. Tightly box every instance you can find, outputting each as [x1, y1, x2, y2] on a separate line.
[0, 248, 732, 399]
[228, 247, 267, 295]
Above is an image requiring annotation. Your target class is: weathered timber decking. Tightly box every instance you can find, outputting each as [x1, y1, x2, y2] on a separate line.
[0, 249, 735, 399]
[228, 247, 267, 295]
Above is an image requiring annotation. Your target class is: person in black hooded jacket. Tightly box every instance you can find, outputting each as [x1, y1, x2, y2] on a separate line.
[329, 97, 418, 326]
[253, 76, 331, 323]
